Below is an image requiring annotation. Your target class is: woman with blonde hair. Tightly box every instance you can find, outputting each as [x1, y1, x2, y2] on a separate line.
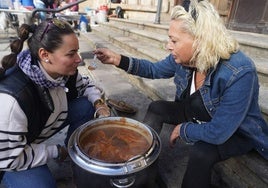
[94, 0, 268, 187]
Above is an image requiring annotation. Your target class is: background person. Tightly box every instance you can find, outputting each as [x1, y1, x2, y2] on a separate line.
[59, 0, 79, 29]
[0, 18, 110, 188]
[33, 0, 59, 21]
[94, 0, 268, 187]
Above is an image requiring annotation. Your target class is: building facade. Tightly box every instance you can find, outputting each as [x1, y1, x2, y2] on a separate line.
[80, 0, 268, 34]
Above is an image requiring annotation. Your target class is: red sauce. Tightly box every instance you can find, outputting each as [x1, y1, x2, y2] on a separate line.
[79, 126, 151, 163]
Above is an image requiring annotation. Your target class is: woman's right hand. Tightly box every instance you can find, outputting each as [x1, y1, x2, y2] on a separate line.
[169, 124, 181, 148]
[94, 48, 121, 66]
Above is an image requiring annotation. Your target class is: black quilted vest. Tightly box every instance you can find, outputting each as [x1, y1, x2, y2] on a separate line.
[0, 65, 78, 143]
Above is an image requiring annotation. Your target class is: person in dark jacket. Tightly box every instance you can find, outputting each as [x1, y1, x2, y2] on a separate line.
[0, 18, 110, 188]
[94, 0, 268, 187]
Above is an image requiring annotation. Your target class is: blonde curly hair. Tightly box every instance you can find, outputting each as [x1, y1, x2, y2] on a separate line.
[171, 0, 239, 72]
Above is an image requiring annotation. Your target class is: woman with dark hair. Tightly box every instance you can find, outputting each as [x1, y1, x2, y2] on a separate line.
[0, 19, 110, 188]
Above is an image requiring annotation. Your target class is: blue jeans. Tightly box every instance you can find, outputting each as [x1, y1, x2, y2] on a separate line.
[2, 97, 95, 188]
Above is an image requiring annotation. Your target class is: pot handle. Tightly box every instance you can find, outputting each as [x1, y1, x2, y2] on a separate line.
[110, 175, 136, 188]
[123, 155, 147, 173]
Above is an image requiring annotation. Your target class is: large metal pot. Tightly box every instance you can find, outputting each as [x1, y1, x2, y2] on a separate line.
[68, 117, 161, 188]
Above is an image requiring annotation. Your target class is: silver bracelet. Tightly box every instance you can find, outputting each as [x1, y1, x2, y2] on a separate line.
[94, 107, 110, 118]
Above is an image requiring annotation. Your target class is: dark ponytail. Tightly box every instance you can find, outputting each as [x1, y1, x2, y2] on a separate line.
[0, 23, 35, 76]
[0, 19, 74, 77]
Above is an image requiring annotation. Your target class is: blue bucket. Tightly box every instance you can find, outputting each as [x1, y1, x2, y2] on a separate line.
[21, 0, 34, 6]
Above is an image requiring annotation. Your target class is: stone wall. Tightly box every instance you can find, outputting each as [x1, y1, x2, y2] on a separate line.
[79, 0, 233, 24]
[78, 0, 268, 34]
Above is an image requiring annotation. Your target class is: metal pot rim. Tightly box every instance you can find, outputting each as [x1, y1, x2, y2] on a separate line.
[68, 117, 161, 176]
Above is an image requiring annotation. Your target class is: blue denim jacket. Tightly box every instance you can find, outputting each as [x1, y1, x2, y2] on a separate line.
[128, 50, 268, 159]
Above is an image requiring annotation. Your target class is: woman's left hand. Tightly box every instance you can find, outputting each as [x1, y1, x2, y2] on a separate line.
[95, 103, 111, 118]
[169, 124, 181, 148]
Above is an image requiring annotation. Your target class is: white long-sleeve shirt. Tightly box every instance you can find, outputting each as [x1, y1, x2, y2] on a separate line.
[0, 70, 101, 171]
